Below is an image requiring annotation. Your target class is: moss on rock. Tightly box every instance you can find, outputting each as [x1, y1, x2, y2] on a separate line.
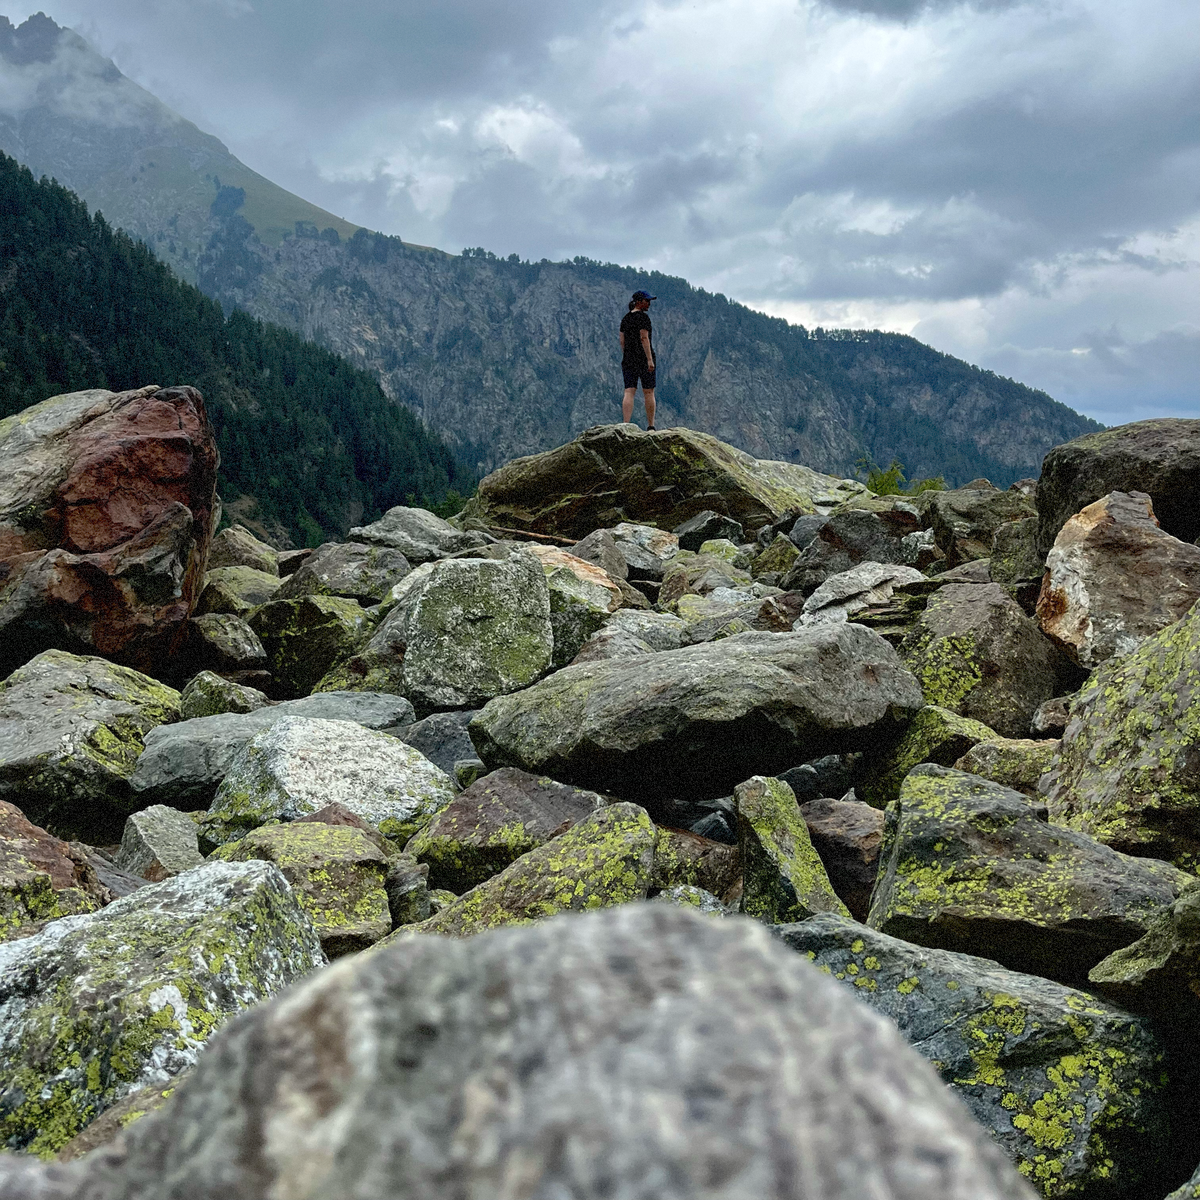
[248, 595, 373, 698]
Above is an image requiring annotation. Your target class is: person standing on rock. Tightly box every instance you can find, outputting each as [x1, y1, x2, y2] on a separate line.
[619, 290, 657, 430]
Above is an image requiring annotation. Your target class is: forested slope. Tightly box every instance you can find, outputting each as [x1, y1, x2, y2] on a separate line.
[0, 154, 471, 546]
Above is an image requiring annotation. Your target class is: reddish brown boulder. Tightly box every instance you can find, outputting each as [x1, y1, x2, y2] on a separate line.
[800, 796, 885, 921]
[0, 799, 113, 941]
[0, 385, 219, 677]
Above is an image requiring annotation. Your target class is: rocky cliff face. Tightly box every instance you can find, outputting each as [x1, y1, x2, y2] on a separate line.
[0, 14, 1101, 487]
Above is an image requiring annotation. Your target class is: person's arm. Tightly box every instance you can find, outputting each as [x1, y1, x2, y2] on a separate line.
[640, 329, 654, 370]
[619, 330, 625, 354]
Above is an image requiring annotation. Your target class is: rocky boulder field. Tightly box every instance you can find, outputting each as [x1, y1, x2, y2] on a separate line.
[1, 389, 1199, 1200]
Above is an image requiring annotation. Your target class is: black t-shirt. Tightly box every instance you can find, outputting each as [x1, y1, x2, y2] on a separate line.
[620, 310, 653, 366]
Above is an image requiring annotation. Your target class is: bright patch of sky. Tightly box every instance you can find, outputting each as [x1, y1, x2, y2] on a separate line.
[10, 0, 1197, 425]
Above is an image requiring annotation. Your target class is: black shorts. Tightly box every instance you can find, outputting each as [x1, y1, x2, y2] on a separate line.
[622, 362, 656, 390]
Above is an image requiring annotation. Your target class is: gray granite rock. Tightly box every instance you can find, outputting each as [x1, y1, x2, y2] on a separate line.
[113, 805, 204, 881]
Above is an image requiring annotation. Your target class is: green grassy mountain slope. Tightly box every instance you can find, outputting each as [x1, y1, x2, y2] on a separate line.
[0, 152, 471, 547]
[0, 12, 1103, 487]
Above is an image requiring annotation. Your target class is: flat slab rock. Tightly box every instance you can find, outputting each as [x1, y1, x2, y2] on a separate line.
[777, 914, 1169, 1199]
[129, 691, 415, 809]
[0, 905, 1037, 1199]
[0, 859, 323, 1157]
[470, 624, 924, 814]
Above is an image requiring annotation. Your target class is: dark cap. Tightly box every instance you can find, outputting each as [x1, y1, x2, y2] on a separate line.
[631, 290, 657, 302]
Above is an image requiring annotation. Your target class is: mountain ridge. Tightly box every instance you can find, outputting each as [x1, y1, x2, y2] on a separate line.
[0, 12, 1104, 486]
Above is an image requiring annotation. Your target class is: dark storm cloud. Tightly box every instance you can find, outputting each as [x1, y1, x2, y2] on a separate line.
[7, 0, 1195, 424]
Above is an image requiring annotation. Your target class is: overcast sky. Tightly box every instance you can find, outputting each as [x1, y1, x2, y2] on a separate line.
[11, 0, 1199, 427]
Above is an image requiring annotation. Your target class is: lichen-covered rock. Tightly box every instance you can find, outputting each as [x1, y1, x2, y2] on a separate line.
[0, 386, 218, 678]
[1036, 491, 1200, 668]
[248, 595, 373, 698]
[348, 504, 490, 562]
[113, 806, 203, 881]
[1041, 600, 1200, 868]
[777, 914, 1169, 1199]
[1035, 418, 1200, 557]
[461, 423, 844, 540]
[384, 854, 431, 926]
[751, 532, 800, 582]
[798, 561, 927, 626]
[928, 482, 1037, 568]
[900, 582, 1081, 739]
[953, 738, 1058, 798]
[736, 776, 849, 924]
[405, 767, 608, 893]
[129, 691, 415, 810]
[1087, 882, 1200, 1022]
[1167, 1167, 1200, 1200]
[213, 822, 391, 957]
[401, 803, 657, 937]
[0, 800, 109, 942]
[355, 554, 554, 712]
[570, 606, 690, 663]
[800, 796, 885, 921]
[658, 553, 753, 607]
[857, 704, 1001, 809]
[652, 883, 730, 914]
[192, 565, 281, 617]
[679, 589, 804, 645]
[55, 1071, 189, 1163]
[470, 625, 924, 815]
[0, 650, 181, 842]
[275, 541, 412, 605]
[206, 524, 278, 576]
[184, 613, 267, 676]
[0, 903, 1039, 1200]
[524, 547, 620, 667]
[990, 515, 1044, 603]
[868, 765, 1192, 986]
[1031, 694, 1074, 738]
[179, 670, 270, 720]
[0, 859, 323, 1157]
[651, 826, 741, 899]
[611, 521, 680, 578]
[697, 537, 749, 565]
[205, 716, 454, 847]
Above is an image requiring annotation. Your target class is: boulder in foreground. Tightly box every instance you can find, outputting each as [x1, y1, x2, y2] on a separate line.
[470, 625, 924, 812]
[0, 386, 218, 678]
[0, 905, 1036, 1199]
[0, 859, 323, 1157]
[779, 914, 1169, 1199]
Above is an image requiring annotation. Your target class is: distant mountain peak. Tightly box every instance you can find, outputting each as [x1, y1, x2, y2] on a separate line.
[0, 12, 66, 66]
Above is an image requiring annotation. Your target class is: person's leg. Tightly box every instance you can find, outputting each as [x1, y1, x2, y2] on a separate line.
[644, 387, 656, 429]
[622, 387, 636, 422]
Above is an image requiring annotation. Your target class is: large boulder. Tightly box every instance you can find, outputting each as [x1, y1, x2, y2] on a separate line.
[778, 915, 1169, 1199]
[0, 859, 323, 1157]
[1036, 491, 1200, 668]
[204, 716, 455, 846]
[248, 595, 373, 698]
[927, 482, 1037, 567]
[0, 800, 110, 942]
[274, 541, 412, 605]
[1036, 418, 1200, 557]
[0, 386, 218, 678]
[392, 709, 480, 777]
[345, 554, 554, 712]
[178, 670, 270, 720]
[524, 544, 622, 667]
[0, 905, 1038, 1199]
[900, 582, 1080, 739]
[868, 765, 1191, 986]
[213, 822, 392, 957]
[404, 803, 658, 936]
[405, 767, 608, 893]
[0, 650, 181, 842]
[952, 737, 1058, 798]
[128, 691, 415, 810]
[470, 625, 924, 814]
[347, 505, 490, 562]
[736, 776, 849, 924]
[1041, 600, 1200, 868]
[460, 423, 869, 540]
